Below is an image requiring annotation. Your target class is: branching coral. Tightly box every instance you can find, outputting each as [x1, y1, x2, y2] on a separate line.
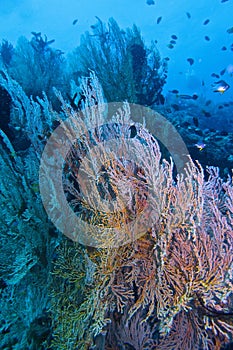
[70, 17, 167, 105]
[49, 73, 233, 349]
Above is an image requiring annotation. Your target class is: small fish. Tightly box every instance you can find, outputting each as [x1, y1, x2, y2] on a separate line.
[158, 94, 165, 105]
[171, 104, 180, 111]
[205, 100, 212, 106]
[220, 68, 226, 76]
[213, 80, 230, 93]
[72, 19, 78, 25]
[195, 141, 206, 151]
[202, 110, 211, 117]
[221, 46, 227, 51]
[170, 40, 176, 44]
[164, 57, 170, 61]
[178, 94, 198, 100]
[211, 73, 220, 78]
[147, 0, 155, 4]
[31, 31, 41, 38]
[221, 0, 229, 2]
[167, 43, 174, 49]
[186, 12, 191, 19]
[157, 16, 162, 24]
[203, 19, 210, 25]
[227, 27, 233, 34]
[187, 58, 194, 66]
[169, 89, 179, 94]
[204, 36, 210, 41]
[171, 34, 178, 40]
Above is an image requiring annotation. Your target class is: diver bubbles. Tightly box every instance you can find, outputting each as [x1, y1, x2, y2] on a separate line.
[39, 102, 190, 248]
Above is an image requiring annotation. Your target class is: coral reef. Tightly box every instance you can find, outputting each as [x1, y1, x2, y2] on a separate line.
[49, 73, 233, 349]
[69, 17, 167, 105]
[0, 19, 233, 349]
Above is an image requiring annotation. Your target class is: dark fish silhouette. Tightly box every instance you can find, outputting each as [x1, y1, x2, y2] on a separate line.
[171, 104, 180, 111]
[227, 27, 233, 34]
[31, 32, 41, 38]
[205, 100, 212, 106]
[164, 57, 170, 61]
[169, 89, 179, 94]
[202, 110, 211, 117]
[221, 46, 227, 51]
[170, 40, 176, 44]
[221, 0, 229, 2]
[220, 68, 226, 76]
[157, 16, 162, 24]
[178, 94, 198, 100]
[147, 0, 155, 5]
[72, 19, 78, 25]
[167, 43, 174, 49]
[171, 34, 178, 40]
[186, 12, 191, 19]
[187, 58, 194, 66]
[204, 36, 210, 41]
[211, 73, 220, 78]
[203, 19, 210, 25]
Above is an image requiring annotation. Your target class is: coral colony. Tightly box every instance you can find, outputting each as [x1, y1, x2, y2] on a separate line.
[0, 17, 233, 350]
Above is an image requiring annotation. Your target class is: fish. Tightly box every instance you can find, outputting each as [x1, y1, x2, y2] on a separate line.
[186, 12, 191, 19]
[202, 110, 211, 117]
[221, 0, 229, 2]
[170, 40, 176, 44]
[204, 36, 210, 41]
[158, 94, 165, 105]
[72, 19, 78, 25]
[227, 27, 233, 34]
[221, 46, 227, 51]
[187, 58, 194, 65]
[211, 73, 220, 78]
[31, 32, 41, 38]
[147, 0, 155, 4]
[157, 16, 162, 24]
[195, 141, 206, 151]
[205, 100, 212, 106]
[164, 57, 170, 61]
[167, 43, 174, 49]
[213, 80, 230, 93]
[171, 104, 180, 111]
[169, 89, 179, 94]
[220, 68, 226, 76]
[171, 34, 178, 40]
[178, 94, 198, 100]
[203, 19, 210, 25]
